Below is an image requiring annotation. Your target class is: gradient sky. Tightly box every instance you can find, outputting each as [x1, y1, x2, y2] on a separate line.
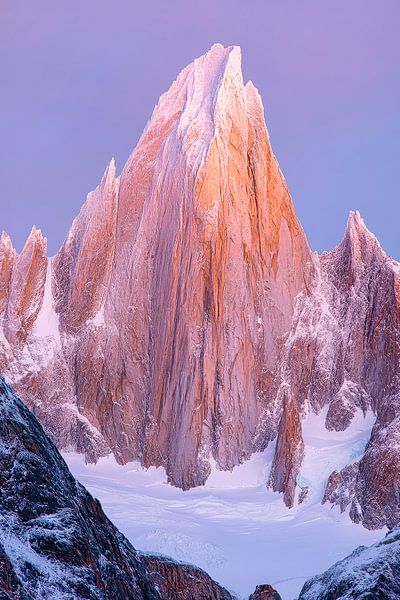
[1, 1, 399, 256]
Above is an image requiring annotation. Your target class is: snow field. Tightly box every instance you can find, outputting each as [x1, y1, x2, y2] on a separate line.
[65, 408, 383, 599]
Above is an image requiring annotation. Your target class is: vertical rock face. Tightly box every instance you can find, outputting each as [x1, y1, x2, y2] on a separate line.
[139, 554, 234, 600]
[100, 43, 310, 487]
[268, 393, 304, 508]
[0, 43, 311, 490]
[0, 232, 15, 315]
[53, 158, 118, 333]
[0, 45, 399, 530]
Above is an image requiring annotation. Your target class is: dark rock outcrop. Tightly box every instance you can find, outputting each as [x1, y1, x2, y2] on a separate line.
[249, 584, 282, 600]
[298, 524, 400, 600]
[140, 554, 235, 600]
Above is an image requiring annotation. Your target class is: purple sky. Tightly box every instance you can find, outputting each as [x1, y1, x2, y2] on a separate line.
[1, 1, 399, 256]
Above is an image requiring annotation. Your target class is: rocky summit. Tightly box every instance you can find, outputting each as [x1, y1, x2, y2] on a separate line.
[0, 44, 399, 532]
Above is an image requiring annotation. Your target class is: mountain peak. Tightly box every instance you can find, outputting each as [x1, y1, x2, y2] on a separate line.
[0, 44, 312, 496]
[150, 42, 243, 122]
[127, 43, 248, 173]
[22, 225, 47, 254]
[203, 42, 240, 62]
[338, 209, 385, 264]
[98, 157, 117, 189]
[346, 209, 369, 235]
[0, 230, 13, 250]
[205, 42, 242, 77]
[188, 43, 241, 80]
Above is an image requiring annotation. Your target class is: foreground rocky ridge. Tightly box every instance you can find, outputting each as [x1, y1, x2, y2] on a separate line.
[298, 524, 400, 599]
[0, 377, 248, 599]
[0, 44, 399, 529]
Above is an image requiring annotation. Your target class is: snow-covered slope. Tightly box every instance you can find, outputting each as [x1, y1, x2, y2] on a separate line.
[64, 406, 384, 600]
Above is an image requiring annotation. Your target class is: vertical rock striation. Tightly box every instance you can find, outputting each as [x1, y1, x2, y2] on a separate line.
[0, 43, 311, 491]
[268, 393, 304, 508]
[3, 227, 47, 345]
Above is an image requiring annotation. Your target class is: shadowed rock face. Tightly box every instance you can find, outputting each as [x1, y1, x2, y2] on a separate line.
[0, 45, 399, 529]
[0, 377, 238, 599]
[298, 525, 400, 600]
[140, 554, 235, 600]
[0, 377, 159, 599]
[249, 584, 282, 600]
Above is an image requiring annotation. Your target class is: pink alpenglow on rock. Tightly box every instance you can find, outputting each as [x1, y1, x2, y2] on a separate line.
[0, 45, 399, 531]
[268, 393, 304, 508]
[3, 227, 47, 345]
